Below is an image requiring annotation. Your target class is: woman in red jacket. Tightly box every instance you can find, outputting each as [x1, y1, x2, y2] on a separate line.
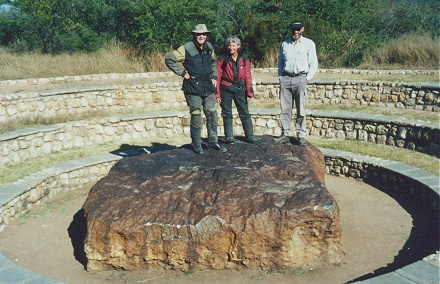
[216, 35, 259, 144]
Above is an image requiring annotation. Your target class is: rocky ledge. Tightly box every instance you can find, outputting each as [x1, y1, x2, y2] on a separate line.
[82, 136, 342, 271]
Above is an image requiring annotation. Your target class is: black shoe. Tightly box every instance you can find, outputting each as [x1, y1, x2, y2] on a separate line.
[208, 143, 228, 152]
[273, 135, 290, 144]
[225, 138, 235, 145]
[298, 138, 306, 146]
[246, 136, 260, 143]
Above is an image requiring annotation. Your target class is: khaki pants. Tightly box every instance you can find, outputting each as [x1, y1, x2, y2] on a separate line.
[279, 75, 308, 138]
[185, 93, 219, 144]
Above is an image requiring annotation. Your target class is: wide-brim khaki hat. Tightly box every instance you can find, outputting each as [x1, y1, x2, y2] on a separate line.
[191, 24, 211, 34]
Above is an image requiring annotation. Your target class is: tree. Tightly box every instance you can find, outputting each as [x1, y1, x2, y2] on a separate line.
[17, 0, 62, 53]
[0, 0, 436, 67]
[379, 0, 440, 38]
[130, 0, 207, 52]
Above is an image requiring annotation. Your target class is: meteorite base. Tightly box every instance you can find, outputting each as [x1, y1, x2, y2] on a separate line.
[83, 137, 342, 271]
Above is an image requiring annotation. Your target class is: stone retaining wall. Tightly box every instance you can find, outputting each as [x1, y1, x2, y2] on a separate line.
[1, 109, 438, 168]
[0, 70, 438, 283]
[323, 148, 439, 212]
[256, 79, 439, 111]
[307, 110, 439, 157]
[0, 154, 117, 231]
[1, 70, 438, 123]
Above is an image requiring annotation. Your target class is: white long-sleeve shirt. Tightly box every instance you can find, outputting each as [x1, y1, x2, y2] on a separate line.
[278, 36, 318, 81]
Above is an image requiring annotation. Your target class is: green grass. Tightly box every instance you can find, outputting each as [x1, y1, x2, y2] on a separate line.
[250, 102, 439, 123]
[256, 70, 439, 83]
[307, 104, 439, 122]
[290, 267, 306, 275]
[250, 102, 440, 122]
[308, 137, 439, 176]
[314, 72, 439, 83]
[19, 203, 57, 219]
[18, 193, 76, 222]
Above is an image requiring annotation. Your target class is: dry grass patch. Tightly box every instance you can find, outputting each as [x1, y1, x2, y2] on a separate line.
[0, 43, 146, 80]
[0, 105, 189, 134]
[0, 109, 112, 134]
[1, 36, 438, 82]
[362, 34, 439, 69]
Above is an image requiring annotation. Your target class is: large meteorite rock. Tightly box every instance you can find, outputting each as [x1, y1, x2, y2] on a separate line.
[83, 136, 342, 271]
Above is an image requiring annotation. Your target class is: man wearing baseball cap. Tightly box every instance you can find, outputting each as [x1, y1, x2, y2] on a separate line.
[165, 24, 227, 154]
[274, 21, 318, 146]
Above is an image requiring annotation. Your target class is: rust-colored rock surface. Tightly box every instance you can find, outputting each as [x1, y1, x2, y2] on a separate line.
[82, 136, 342, 272]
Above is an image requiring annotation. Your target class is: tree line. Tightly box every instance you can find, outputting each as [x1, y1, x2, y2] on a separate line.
[0, 0, 438, 67]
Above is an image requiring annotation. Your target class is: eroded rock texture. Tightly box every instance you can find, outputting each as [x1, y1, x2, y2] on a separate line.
[83, 136, 342, 271]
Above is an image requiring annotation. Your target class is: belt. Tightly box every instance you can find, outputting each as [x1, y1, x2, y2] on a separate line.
[221, 78, 243, 84]
[283, 71, 307, 77]
[221, 78, 244, 88]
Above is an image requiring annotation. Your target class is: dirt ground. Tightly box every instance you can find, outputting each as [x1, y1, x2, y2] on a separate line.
[0, 175, 412, 284]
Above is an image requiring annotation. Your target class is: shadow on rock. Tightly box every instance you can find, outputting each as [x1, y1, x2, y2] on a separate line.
[110, 142, 179, 157]
[67, 141, 189, 270]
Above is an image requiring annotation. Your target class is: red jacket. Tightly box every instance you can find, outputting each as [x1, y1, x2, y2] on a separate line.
[216, 54, 254, 99]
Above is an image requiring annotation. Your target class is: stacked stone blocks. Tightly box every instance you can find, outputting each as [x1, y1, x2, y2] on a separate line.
[1, 71, 438, 124]
[1, 108, 438, 168]
[0, 69, 438, 283]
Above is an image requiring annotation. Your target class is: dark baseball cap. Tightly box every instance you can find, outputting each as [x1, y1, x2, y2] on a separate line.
[290, 21, 303, 29]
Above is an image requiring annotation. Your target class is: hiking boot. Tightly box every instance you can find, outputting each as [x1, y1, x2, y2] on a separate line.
[273, 135, 290, 144]
[246, 136, 260, 143]
[194, 144, 204, 154]
[190, 126, 204, 154]
[298, 137, 306, 146]
[208, 143, 228, 152]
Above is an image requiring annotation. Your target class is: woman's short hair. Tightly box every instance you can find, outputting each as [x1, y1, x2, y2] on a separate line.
[227, 35, 241, 46]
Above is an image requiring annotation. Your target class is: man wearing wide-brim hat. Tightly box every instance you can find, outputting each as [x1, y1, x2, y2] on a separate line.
[165, 24, 227, 154]
[191, 23, 211, 34]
